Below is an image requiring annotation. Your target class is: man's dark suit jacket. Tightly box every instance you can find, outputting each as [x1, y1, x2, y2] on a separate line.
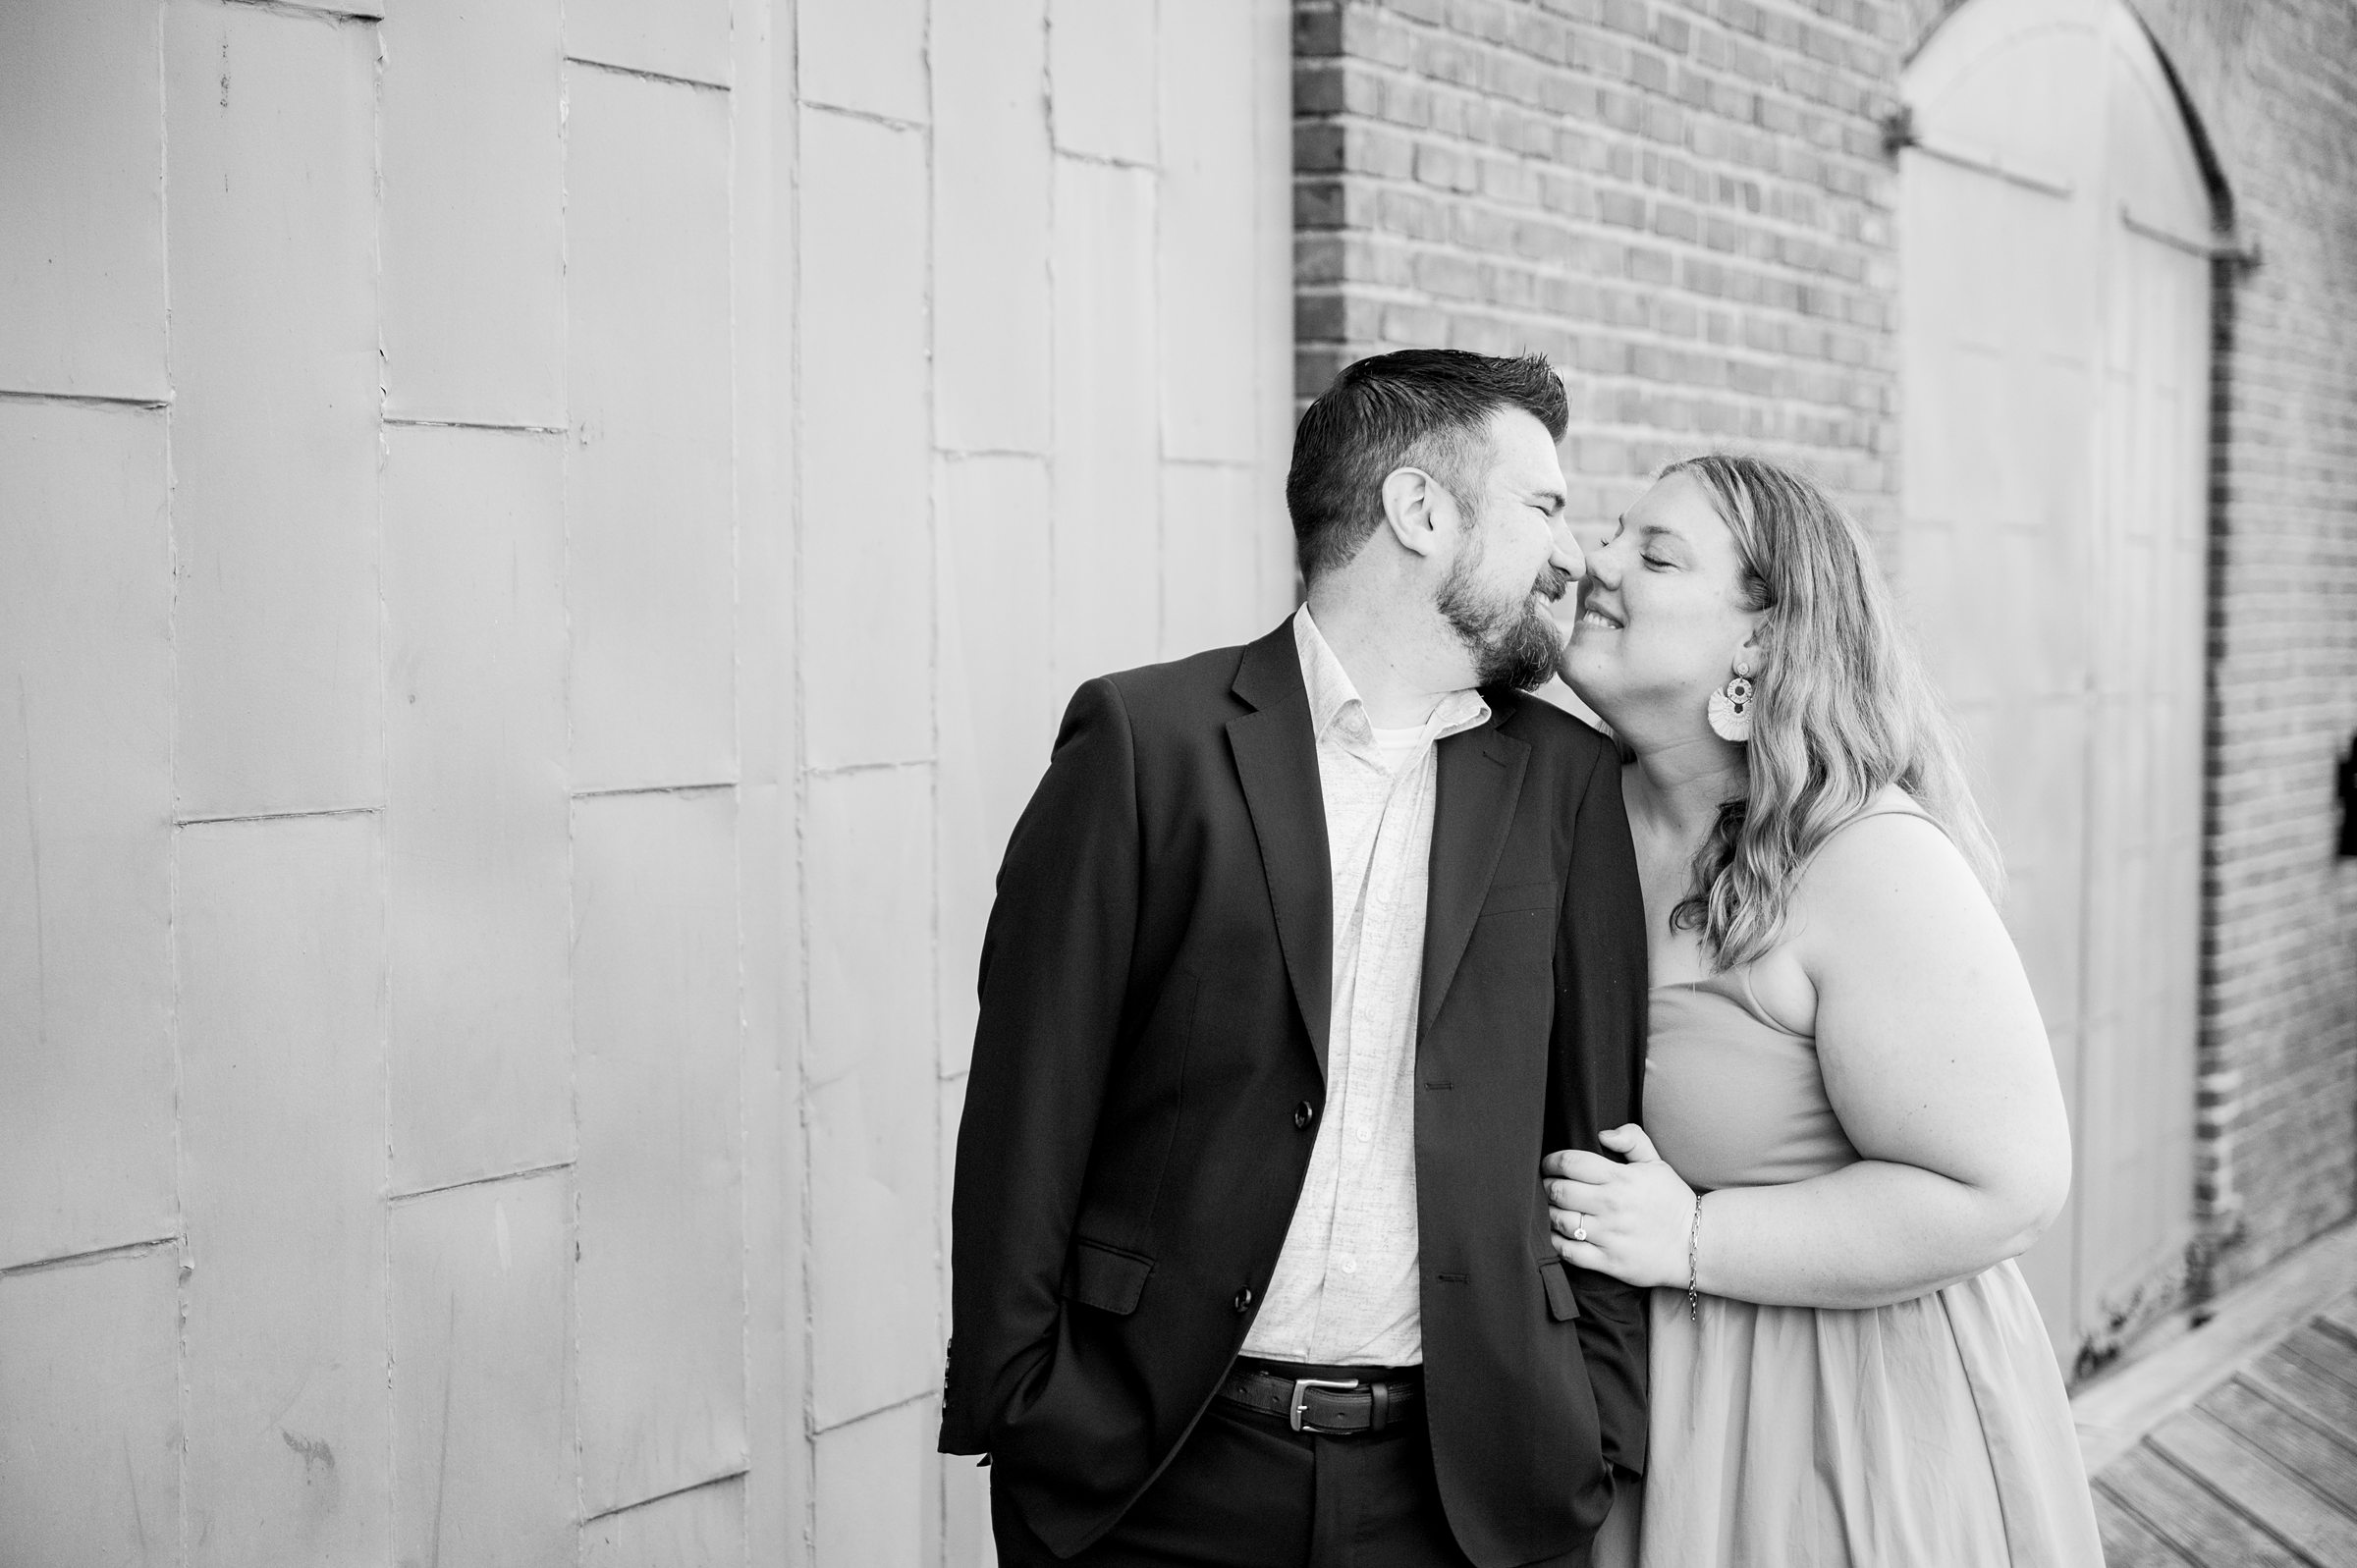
[940, 619, 1649, 1567]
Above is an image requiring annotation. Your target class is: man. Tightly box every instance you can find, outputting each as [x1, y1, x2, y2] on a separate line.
[941, 350, 1648, 1567]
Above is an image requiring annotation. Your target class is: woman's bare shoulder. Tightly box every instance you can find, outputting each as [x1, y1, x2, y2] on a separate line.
[1791, 790, 2000, 965]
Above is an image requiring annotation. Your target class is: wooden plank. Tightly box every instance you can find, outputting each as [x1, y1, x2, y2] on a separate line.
[384, 426, 573, 1192]
[2076, 1219, 2357, 1472]
[0, 1249, 181, 1564]
[2091, 1485, 2198, 1568]
[2283, 1333, 2357, 1404]
[1048, 0, 1155, 163]
[180, 815, 389, 1567]
[1156, 0, 1260, 466]
[390, 1170, 574, 1568]
[0, 404, 176, 1270]
[739, 781, 807, 1568]
[807, 768, 940, 1429]
[2319, 1297, 2357, 1345]
[932, 0, 1051, 456]
[815, 1402, 931, 1566]
[799, 0, 925, 123]
[164, 3, 382, 819]
[2095, 1442, 2304, 1567]
[2200, 1377, 2357, 1516]
[936, 454, 1054, 1076]
[2146, 1409, 2357, 1565]
[732, 11, 800, 1556]
[380, 0, 565, 424]
[0, 0, 165, 396]
[564, 66, 735, 793]
[1051, 157, 1161, 695]
[574, 789, 745, 1516]
[566, 0, 730, 87]
[2285, 1324, 2357, 1398]
[2247, 1345, 2357, 1448]
[799, 106, 932, 771]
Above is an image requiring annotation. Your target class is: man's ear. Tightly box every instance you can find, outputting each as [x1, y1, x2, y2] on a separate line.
[1380, 466, 1452, 560]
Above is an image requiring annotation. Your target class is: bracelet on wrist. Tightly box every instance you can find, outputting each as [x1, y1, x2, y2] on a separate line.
[1686, 1192, 1705, 1324]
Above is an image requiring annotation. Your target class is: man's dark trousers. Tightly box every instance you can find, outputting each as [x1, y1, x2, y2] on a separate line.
[940, 621, 1649, 1567]
[986, 1359, 1604, 1568]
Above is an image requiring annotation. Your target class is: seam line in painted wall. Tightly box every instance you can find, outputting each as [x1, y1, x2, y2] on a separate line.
[0, 388, 171, 410]
[1053, 145, 1157, 174]
[805, 759, 930, 781]
[808, 1385, 934, 1437]
[174, 805, 381, 827]
[569, 781, 739, 800]
[0, 1235, 181, 1278]
[219, 0, 383, 25]
[387, 1160, 576, 1205]
[383, 416, 568, 435]
[565, 55, 730, 94]
[801, 100, 926, 135]
[581, 1464, 751, 1523]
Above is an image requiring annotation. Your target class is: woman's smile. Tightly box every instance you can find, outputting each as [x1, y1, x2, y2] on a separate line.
[1575, 601, 1624, 632]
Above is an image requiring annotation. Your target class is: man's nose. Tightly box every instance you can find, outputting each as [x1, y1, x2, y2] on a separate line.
[1550, 529, 1585, 582]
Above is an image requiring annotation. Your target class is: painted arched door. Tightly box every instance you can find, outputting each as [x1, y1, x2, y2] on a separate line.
[1899, 0, 2214, 1369]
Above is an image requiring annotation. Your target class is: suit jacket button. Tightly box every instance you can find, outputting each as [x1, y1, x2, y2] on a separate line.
[1293, 1101, 1314, 1131]
[1233, 1287, 1254, 1313]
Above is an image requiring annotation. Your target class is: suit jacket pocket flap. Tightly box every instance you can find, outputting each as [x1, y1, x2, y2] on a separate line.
[1064, 1239, 1153, 1316]
[1481, 880, 1559, 918]
[1540, 1258, 1580, 1322]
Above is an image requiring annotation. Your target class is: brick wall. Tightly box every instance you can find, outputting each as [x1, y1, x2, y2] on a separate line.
[1299, 0, 2357, 1344]
[1293, 0, 1909, 533]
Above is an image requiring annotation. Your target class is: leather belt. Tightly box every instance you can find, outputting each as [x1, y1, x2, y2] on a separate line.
[1216, 1360, 1423, 1434]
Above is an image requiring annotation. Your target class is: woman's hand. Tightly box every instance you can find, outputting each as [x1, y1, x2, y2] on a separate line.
[1543, 1124, 1697, 1290]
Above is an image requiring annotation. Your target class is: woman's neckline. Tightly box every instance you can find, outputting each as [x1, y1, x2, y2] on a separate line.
[1648, 970, 1812, 1038]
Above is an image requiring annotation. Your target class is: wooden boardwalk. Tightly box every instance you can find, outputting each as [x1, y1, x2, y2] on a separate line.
[2077, 1225, 2357, 1566]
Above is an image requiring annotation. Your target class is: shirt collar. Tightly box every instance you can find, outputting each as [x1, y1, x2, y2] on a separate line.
[1291, 606, 1491, 748]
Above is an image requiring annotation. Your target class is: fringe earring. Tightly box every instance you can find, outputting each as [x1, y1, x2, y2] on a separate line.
[1707, 647, 1762, 743]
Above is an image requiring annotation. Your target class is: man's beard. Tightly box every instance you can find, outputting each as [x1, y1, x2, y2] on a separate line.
[1437, 548, 1573, 692]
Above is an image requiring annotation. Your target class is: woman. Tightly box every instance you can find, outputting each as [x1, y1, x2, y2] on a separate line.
[1544, 456, 2103, 1566]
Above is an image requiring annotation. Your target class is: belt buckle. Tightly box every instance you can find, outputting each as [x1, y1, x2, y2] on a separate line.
[1288, 1376, 1362, 1433]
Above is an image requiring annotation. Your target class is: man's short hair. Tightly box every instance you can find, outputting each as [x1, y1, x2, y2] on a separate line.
[1286, 349, 1568, 582]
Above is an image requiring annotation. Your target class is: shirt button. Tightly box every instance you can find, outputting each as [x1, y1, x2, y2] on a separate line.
[1354, 1122, 1372, 1143]
[1338, 1255, 1358, 1274]
[1233, 1287, 1254, 1313]
[1293, 1101, 1315, 1131]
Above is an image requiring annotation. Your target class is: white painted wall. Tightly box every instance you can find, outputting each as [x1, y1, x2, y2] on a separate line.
[0, 1, 1295, 1562]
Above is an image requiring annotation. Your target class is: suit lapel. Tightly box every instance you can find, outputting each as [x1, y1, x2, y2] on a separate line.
[1228, 623, 1334, 1077]
[1420, 702, 1531, 1037]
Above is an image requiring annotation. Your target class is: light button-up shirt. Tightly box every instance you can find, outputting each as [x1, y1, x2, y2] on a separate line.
[1239, 607, 1490, 1368]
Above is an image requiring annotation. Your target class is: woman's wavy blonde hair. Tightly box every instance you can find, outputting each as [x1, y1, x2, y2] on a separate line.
[1664, 454, 2003, 969]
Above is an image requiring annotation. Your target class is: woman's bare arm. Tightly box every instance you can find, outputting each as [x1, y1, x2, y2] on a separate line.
[1545, 812, 2073, 1310]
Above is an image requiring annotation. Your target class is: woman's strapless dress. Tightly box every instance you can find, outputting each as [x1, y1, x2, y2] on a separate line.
[1633, 972, 2105, 1567]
